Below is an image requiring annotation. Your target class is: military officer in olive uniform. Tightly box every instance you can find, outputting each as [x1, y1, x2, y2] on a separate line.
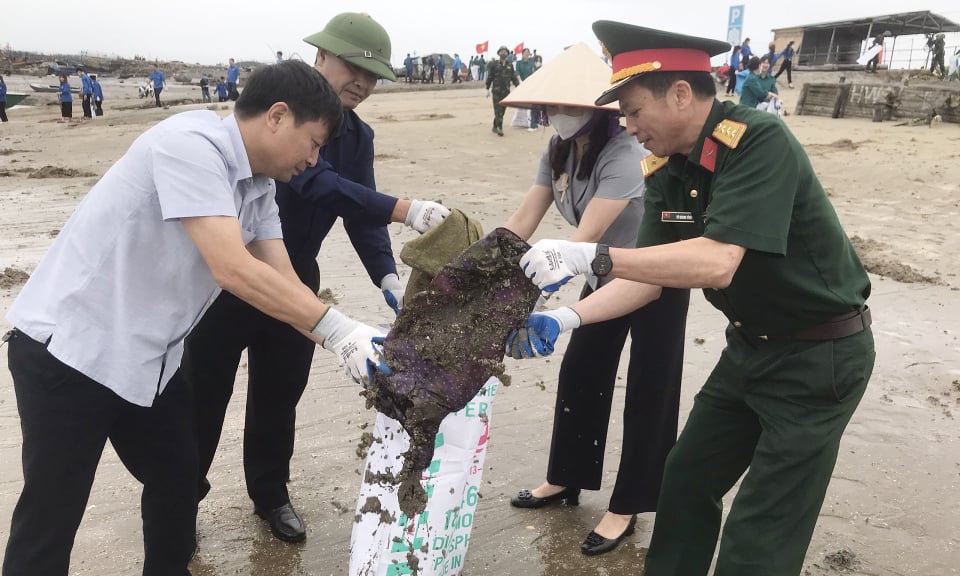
[485, 45, 520, 136]
[509, 22, 875, 576]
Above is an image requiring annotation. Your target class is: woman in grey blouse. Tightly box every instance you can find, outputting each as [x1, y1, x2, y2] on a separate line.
[500, 43, 691, 556]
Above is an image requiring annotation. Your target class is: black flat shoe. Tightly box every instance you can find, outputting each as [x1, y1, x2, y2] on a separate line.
[510, 487, 580, 509]
[580, 514, 637, 556]
[255, 502, 306, 543]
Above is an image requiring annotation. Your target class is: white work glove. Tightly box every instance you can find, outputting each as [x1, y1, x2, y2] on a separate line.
[485, 89, 491, 98]
[313, 308, 390, 387]
[519, 239, 597, 293]
[380, 273, 404, 315]
[405, 199, 450, 234]
[505, 307, 581, 359]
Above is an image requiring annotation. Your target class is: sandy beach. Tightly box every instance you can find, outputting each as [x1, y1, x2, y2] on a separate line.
[0, 71, 959, 575]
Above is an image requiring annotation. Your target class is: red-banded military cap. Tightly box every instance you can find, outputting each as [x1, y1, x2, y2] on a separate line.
[592, 21, 730, 106]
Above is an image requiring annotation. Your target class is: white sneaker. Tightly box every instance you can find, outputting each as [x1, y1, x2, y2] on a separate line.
[527, 127, 537, 132]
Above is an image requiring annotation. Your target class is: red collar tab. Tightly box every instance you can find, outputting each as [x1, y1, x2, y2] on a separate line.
[699, 138, 718, 172]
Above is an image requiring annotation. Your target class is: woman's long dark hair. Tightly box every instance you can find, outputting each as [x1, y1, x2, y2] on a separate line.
[549, 109, 621, 181]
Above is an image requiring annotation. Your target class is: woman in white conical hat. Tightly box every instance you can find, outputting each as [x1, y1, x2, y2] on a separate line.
[501, 42, 690, 556]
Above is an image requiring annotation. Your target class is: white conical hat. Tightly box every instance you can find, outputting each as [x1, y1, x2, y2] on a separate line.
[500, 42, 618, 111]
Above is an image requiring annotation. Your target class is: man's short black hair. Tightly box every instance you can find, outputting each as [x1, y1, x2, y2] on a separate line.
[631, 71, 717, 100]
[234, 60, 342, 135]
[747, 56, 761, 72]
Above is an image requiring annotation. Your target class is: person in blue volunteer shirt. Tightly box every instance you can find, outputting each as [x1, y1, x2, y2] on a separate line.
[2, 60, 389, 576]
[215, 76, 228, 102]
[739, 37, 753, 59]
[148, 63, 165, 107]
[78, 67, 93, 119]
[775, 40, 796, 88]
[91, 74, 104, 116]
[57, 74, 73, 122]
[226, 57, 241, 100]
[452, 53, 462, 83]
[180, 12, 449, 545]
[726, 45, 741, 95]
[0, 75, 8, 122]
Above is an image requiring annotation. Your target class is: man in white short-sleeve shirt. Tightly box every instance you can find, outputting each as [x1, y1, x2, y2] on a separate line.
[2, 61, 387, 576]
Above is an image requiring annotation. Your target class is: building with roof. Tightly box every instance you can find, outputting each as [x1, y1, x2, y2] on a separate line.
[772, 10, 959, 70]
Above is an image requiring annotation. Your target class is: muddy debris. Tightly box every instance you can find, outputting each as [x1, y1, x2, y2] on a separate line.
[822, 548, 860, 572]
[0, 266, 30, 289]
[28, 165, 98, 179]
[356, 431, 375, 459]
[364, 228, 539, 518]
[317, 287, 339, 304]
[850, 235, 943, 285]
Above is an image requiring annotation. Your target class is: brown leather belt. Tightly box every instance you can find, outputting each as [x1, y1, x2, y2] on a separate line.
[756, 307, 872, 341]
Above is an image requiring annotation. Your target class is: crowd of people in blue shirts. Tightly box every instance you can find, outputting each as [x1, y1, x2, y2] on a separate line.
[714, 37, 796, 118]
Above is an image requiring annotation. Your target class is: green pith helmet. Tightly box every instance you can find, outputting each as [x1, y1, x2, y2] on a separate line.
[497, 45, 510, 56]
[303, 12, 396, 82]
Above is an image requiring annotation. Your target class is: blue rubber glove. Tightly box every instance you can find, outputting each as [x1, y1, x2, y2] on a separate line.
[505, 307, 581, 359]
[365, 336, 391, 387]
[519, 239, 596, 293]
[381, 273, 404, 315]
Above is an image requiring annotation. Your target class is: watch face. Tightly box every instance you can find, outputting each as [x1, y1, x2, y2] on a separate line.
[592, 255, 613, 277]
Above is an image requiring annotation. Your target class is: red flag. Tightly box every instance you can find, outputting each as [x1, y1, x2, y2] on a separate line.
[514, 42, 524, 55]
[476, 41, 489, 54]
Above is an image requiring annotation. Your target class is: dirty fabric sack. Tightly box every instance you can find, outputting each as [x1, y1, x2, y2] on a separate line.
[365, 227, 539, 516]
[399, 208, 483, 306]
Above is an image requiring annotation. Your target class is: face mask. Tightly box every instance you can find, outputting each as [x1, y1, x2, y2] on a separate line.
[549, 110, 592, 140]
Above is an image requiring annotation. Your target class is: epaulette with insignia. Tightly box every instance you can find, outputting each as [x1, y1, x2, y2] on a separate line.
[712, 119, 747, 149]
[641, 155, 668, 178]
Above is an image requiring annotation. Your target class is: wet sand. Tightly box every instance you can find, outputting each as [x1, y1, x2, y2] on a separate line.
[0, 72, 959, 575]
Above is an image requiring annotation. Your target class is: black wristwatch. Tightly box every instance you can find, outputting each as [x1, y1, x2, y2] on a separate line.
[591, 244, 613, 277]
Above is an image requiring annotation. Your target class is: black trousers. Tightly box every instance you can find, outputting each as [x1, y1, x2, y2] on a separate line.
[154, 87, 162, 108]
[81, 94, 92, 118]
[226, 82, 239, 101]
[3, 330, 197, 576]
[775, 59, 793, 84]
[726, 72, 738, 95]
[180, 258, 320, 510]
[60, 102, 72, 118]
[0, 102, 7, 122]
[546, 286, 690, 514]
[93, 99, 103, 116]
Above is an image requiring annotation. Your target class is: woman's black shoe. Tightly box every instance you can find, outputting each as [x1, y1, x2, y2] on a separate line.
[580, 514, 637, 556]
[510, 486, 580, 509]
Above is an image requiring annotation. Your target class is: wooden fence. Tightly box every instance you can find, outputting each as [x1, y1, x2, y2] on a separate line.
[796, 82, 960, 123]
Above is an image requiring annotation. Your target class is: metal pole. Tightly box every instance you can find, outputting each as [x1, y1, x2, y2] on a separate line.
[827, 27, 837, 65]
[889, 36, 897, 69]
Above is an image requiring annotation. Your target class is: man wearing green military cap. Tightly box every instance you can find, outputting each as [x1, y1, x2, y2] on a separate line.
[485, 45, 520, 136]
[509, 21, 875, 576]
[182, 12, 449, 545]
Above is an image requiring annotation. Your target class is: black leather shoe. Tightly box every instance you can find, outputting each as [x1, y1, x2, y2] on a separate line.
[510, 487, 580, 509]
[580, 514, 637, 556]
[255, 502, 306, 543]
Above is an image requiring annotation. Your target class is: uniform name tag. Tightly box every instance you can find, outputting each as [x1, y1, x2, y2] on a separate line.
[661, 211, 695, 223]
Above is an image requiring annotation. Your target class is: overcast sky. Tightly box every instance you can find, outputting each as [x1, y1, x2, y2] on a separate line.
[3, 0, 958, 67]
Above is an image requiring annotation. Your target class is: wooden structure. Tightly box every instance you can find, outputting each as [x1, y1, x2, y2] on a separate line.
[772, 11, 959, 69]
[796, 81, 960, 123]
